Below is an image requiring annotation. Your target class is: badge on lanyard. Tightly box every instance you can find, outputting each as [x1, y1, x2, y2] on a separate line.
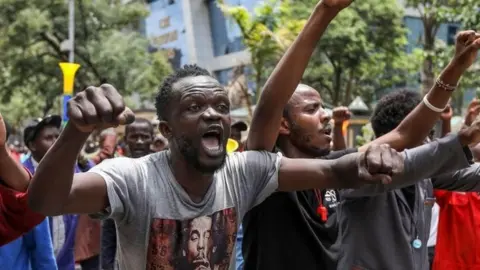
[412, 238, 422, 249]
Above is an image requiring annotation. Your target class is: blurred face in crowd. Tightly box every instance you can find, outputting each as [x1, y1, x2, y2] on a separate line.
[230, 127, 242, 144]
[152, 136, 168, 152]
[30, 125, 60, 161]
[279, 85, 332, 157]
[125, 121, 154, 158]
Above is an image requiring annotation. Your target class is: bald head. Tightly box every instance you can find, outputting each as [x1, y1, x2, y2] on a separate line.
[284, 84, 321, 117]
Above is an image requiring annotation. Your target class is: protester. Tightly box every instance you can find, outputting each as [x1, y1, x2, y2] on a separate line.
[334, 88, 480, 270]
[0, 114, 48, 247]
[22, 115, 80, 270]
[101, 118, 155, 270]
[23, 66, 449, 269]
[239, 1, 478, 270]
[123, 117, 154, 158]
[432, 98, 480, 270]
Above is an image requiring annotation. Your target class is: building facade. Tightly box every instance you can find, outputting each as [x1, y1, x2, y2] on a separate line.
[144, 0, 464, 91]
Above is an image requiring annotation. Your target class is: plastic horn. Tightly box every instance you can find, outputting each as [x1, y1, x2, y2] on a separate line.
[226, 138, 239, 154]
[59, 62, 80, 123]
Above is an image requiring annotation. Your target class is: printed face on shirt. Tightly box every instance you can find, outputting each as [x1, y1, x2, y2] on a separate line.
[186, 216, 213, 269]
[280, 85, 332, 157]
[125, 121, 154, 158]
[30, 125, 60, 159]
[161, 76, 231, 174]
[146, 208, 237, 270]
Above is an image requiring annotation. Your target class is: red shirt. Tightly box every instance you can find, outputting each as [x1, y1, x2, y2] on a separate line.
[434, 190, 480, 270]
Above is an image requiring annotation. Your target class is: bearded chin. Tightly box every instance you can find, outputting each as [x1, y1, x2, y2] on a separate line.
[175, 135, 226, 174]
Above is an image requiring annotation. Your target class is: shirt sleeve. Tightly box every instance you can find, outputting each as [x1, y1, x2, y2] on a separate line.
[225, 151, 281, 218]
[0, 178, 46, 246]
[341, 134, 471, 198]
[24, 218, 57, 269]
[88, 157, 142, 224]
[432, 162, 480, 192]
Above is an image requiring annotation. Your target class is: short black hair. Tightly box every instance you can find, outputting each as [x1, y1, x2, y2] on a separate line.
[155, 64, 212, 121]
[125, 117, 154, 136]
[370, 89, 421, 137]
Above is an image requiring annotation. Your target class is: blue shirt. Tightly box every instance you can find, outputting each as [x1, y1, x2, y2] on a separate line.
[236, 224, 244, 270]
[0, 218, 57, 270]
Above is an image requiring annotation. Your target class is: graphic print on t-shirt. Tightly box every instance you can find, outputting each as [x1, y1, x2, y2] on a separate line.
[146, 208, 238, 270]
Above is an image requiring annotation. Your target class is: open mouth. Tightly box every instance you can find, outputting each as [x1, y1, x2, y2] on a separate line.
[201, 126, 223, 155]
[323, 126, 332, 135]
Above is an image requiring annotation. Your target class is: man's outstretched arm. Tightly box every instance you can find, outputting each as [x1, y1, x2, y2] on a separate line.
[247, 1, 352, 152]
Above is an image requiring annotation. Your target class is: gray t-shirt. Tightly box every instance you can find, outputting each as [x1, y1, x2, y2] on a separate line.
[89, 150, 281, 270]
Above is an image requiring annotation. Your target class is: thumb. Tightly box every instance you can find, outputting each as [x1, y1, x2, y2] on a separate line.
[115, 107, 136, 126]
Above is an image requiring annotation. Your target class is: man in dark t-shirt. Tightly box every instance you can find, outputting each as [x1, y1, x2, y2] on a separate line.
[242, 85, 356, 270]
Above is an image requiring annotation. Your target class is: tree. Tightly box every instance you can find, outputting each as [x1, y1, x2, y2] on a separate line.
[218, 0, 305, 102]
[405, 0, 480, 95]
[0, 0, 172, 121]
[220, 0, 416, 106]
[297, 0, 416, 106]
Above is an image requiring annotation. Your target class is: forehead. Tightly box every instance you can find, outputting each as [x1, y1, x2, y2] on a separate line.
[127, 122, 152, 132]
[39, 125, 59, 135]
[172, 75, 224, 94]
[289, 86, 322, 106]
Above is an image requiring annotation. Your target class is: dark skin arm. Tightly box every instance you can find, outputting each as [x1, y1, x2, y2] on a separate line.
[277, 144, 403, 191]
[28, 123, 109, 215]
[28, 84, 134, 216]
[0, 113, 29, 191]
[248, 3, 480, 152]
[247, 1, 345, 152]
[358, 31, 480, 152]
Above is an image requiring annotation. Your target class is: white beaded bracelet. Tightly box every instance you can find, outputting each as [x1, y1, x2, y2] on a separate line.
[423, 95, 445, 113]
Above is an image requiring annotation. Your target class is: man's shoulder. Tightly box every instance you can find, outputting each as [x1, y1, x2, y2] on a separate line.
[222, 151, 280, 169]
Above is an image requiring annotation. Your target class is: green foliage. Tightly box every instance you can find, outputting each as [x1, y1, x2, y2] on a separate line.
[217, 0, 305, 101]
[355, 122, 374, 147]
[0, 0, 172, 124]
[300, 0, 416, 106]
[406, 0, 480, 106]
[220, 0, 417, 106]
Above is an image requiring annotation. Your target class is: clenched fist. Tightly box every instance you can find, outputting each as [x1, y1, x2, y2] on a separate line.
[332, 106, 351, 124]
[67, 84, 135, 133]
[358, 144, 404, 185]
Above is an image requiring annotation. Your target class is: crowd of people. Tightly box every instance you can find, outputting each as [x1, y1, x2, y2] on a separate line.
[2, 0, 480, 269]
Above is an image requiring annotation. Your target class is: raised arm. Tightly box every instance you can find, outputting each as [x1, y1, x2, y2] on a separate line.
[359, 31, 480, 152]
[0, 113, 29, 191]
[247, 0, 353, 151]
[343, 120, 480, 197]
[28, 84, 134, 216]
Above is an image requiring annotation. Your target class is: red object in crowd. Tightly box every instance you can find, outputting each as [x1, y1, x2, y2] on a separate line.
[0, 173, 45, 246]
[433, 190, 480, 270]
[92, 133, 118, 164]
[9, 150, 20, 163]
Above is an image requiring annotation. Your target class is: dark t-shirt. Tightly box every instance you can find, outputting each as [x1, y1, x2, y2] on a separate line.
[242, 148, 358, 270]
